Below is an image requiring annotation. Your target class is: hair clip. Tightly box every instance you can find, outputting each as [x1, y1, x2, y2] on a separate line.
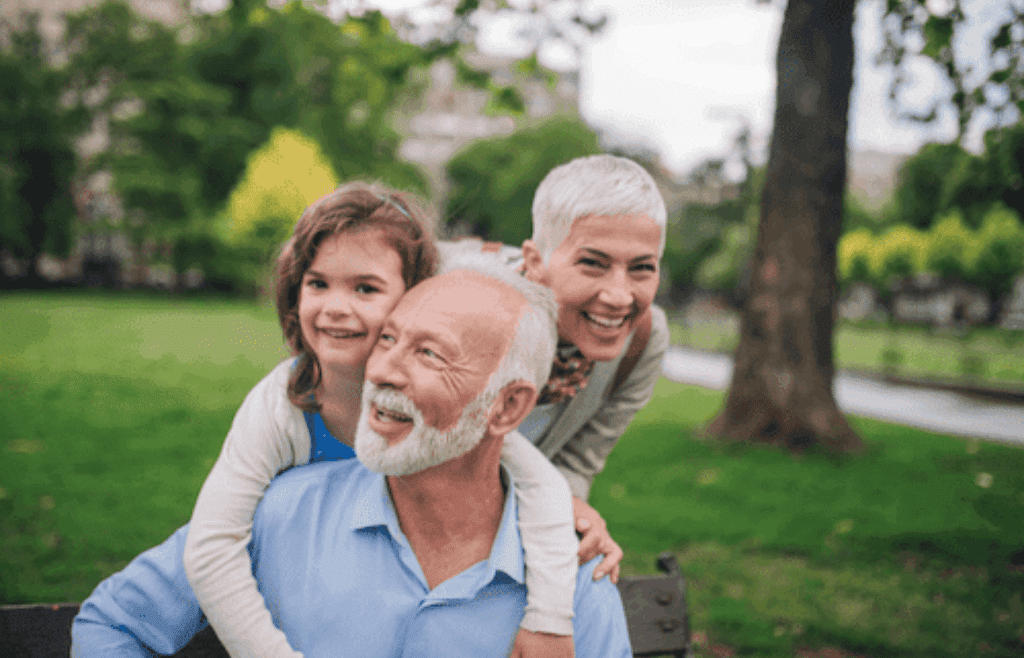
[373, 192, 412, 220]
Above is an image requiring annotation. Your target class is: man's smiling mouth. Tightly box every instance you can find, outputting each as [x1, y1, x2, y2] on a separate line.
[373, 404, 412, 424]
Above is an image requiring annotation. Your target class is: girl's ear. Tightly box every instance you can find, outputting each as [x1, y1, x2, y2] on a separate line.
[520, 240, 544, 282]
[487, 381, 537, 437]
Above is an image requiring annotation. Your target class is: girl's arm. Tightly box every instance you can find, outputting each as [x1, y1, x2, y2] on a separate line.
[183, 359, 311, 658]
[501, 431, 578, 638]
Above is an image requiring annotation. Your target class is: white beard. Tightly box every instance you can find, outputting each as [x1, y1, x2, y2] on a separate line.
[354, 382, 498, 476]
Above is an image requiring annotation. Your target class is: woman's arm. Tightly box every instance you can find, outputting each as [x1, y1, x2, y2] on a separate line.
[183, 359, 310, 658]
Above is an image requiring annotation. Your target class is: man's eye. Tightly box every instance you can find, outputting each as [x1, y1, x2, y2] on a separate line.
[631, 263, 657, 273]
[420, 347, 443, 361]
[578, 258, 605, 268]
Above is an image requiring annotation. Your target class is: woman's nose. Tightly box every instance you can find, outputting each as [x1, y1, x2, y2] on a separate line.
[597, 270, 633, 308]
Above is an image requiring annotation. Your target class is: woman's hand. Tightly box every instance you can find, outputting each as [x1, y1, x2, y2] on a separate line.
[572, 496, 622, 583]
[510, 629, 573, 658]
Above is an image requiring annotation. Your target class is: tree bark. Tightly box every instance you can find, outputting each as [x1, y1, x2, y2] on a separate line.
[706, 0, 863, 452]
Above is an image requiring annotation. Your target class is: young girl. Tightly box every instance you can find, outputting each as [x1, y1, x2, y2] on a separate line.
[183, 181, 579, 658]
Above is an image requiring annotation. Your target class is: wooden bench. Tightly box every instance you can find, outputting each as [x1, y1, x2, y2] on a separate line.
[0, 552, 690, 657]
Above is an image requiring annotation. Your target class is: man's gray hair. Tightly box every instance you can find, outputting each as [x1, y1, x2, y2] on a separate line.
[439, 253, 558, 395]
[531, 154, 667, 262]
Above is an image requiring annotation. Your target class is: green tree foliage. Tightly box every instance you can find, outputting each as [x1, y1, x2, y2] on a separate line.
[942, 122, 1024, 225]
[924, 210, 973, 281]
[836, 228, 874, 287]
[880, 1, 1024, 143]
[837, 205, 1024, 308]
[969, 203, 1024, 300]
[892, 142, 966, 230]
[62, 0, 433, 283]
[695, 206, 757, 298]
[443, 116, 600, 245]
[0, 13, 89, 282]
[869, 224, 928, 292]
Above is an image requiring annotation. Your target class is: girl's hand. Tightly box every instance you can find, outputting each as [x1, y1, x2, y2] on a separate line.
[572, 496, 622, 583]
[510, 629, 574, 658]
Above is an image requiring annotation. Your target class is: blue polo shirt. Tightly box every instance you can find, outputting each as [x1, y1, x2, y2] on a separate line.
[72, 459, 631, 658]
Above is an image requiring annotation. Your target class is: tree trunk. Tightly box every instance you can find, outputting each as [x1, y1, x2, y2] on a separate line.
[706, 0, 863, 452]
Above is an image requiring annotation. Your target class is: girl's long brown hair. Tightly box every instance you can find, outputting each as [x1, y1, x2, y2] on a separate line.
[274, 181, 438, 412]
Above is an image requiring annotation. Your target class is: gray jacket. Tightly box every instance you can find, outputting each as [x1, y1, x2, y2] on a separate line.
[534, 306, 669, 500]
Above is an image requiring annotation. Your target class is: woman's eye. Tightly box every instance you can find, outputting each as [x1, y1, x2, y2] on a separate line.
[379, 333, 395, 344]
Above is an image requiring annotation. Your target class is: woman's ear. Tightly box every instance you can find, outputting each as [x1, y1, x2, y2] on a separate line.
[520, 240, 544, 282]
[487, 381, 538, 437]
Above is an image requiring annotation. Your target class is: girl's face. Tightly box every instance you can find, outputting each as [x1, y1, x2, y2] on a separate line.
[298, 229, 406, 376]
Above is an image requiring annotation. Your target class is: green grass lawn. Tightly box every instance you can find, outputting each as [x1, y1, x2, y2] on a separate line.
[3, 292, 1023, 656]
[670, 312, 1024, 389]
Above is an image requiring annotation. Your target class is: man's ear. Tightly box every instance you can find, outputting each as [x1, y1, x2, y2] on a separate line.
[487, 381, 538, 437]
[520, 240, 544, 282]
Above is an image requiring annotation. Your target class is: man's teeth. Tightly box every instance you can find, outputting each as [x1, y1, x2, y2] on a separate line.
[584, 312, 626, 328]
[376, 407, 411, 423]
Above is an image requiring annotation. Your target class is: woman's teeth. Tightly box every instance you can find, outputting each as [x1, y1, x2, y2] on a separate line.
[584, 312, 626, 329]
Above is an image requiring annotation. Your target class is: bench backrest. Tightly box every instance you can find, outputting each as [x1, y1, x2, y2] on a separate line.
[0, 552, 689, 657]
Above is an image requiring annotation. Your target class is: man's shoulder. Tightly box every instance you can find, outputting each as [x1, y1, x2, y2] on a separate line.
[259, 459, 371, 523]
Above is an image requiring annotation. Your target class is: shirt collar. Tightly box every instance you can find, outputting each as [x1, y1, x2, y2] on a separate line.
[348, 468, 525, 585]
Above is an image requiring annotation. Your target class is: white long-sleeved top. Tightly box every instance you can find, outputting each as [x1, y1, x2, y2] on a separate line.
[183, 358, 578, 658]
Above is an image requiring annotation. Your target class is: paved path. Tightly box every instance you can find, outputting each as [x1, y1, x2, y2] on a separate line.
[661, 347, 1024, 445]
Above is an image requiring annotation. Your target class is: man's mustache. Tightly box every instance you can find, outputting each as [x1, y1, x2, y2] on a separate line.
[363, 385, 421, 424]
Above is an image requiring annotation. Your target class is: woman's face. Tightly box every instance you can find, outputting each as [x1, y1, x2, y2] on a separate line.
[523, 213, 662, 362]
[298, 229, 407, 376]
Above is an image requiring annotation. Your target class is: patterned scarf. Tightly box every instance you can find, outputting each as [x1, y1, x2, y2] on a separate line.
[537, 344, 595, 405]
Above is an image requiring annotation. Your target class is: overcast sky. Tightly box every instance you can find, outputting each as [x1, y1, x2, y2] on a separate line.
[306, 0, 1017, 176]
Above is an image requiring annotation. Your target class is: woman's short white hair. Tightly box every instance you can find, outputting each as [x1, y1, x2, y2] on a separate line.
[531, 154, 667, 262]
[439, 253, 558, 394]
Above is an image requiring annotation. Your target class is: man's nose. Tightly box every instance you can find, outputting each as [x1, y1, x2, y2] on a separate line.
[366, 343, 408, 389]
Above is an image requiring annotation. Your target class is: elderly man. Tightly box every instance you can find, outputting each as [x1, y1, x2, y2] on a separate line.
[71, 265, 631, 658]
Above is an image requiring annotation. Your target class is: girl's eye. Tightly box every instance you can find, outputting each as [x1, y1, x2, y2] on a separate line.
[305, 278, 327, 289]
[356, 283, 380, 295]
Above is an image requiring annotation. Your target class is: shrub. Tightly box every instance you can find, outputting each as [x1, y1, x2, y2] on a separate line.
[869, 224, 928, 291]
[225, 127, 339, 250]
[924, 209, 974, 281]
[966, 204, 1024, 299]
[837, 228, 874, 287]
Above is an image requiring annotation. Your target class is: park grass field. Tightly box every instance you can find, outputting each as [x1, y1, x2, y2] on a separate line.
[668, 311, 1024, 388]
[2, 291, 1023, 656]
